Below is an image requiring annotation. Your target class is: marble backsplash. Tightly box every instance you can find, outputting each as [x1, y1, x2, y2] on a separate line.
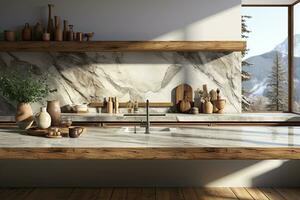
[0, 51, 241, 115]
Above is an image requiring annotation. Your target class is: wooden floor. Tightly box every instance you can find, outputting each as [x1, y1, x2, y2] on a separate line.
[1, 187, 300, 200]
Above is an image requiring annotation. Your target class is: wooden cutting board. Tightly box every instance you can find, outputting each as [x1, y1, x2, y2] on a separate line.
[26, 127, 69, 137]
[175, 84, 193, 104]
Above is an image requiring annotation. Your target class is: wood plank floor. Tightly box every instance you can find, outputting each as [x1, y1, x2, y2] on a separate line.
[0, 187, 299, 200]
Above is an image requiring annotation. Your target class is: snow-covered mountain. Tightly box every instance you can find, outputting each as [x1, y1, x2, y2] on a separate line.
[243, 34, 300, 99]
[274, 34, 300, 57]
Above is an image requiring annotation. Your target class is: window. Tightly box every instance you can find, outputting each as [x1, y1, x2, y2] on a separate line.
[293, 3, 300, 112]
[242, 7, 289, 112]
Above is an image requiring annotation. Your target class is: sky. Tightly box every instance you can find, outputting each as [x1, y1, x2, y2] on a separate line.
[242, 7, 289, 59]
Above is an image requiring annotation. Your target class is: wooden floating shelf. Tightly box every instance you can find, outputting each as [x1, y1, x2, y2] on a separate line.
[0, 41, 246, 52]
[89, 102, 173, 108]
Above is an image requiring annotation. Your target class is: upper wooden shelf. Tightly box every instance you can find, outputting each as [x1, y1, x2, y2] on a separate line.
[0, 41, 246, 52]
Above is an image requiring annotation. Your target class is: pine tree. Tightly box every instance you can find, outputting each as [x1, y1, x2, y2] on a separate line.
[241, 15, 252, 111]
[266, 51, 288, 111]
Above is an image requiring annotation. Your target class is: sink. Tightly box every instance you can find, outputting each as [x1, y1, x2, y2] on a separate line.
[122, 127, 175, 134]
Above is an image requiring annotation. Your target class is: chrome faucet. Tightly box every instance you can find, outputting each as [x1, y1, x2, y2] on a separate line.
[140, 99, 150, 134]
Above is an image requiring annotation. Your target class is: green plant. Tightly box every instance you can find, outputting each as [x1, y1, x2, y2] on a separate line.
[0, 67, 50, 104]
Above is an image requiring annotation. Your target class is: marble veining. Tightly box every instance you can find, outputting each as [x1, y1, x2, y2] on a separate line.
[0, 126, 299, 148]
[0, 113, 299, 122]
[0, 51, 241, 115]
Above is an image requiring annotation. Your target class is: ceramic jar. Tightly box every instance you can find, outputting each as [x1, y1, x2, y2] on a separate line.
[47, 100, 61, 126]
[35, 107, 51, 129]
[15, 103, 34, 130]
[42, 33, 50, 41]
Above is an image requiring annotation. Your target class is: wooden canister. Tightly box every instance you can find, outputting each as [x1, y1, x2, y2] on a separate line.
[4, 31, 15, 41]
[22, 23, 32, 41]
[47, 100, 61, 126]
[76, 32, 83, 41]
[54, 16, 63, 41]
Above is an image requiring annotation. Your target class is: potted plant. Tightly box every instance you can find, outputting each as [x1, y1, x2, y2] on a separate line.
[0, 67, 50, 129]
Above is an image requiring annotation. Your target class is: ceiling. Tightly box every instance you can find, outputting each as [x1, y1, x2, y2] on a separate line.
[242, 0, 299, 5]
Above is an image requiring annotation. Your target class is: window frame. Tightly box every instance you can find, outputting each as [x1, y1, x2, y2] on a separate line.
[242, 4, 294, 113]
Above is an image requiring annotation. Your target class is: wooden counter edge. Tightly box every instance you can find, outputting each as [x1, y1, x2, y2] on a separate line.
[0, 147, 299, 160]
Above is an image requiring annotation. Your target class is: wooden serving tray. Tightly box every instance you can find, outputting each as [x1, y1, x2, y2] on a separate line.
[26, 127, 69, 137]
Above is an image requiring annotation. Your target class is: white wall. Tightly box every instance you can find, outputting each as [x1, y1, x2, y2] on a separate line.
[0, 0, 241, 41]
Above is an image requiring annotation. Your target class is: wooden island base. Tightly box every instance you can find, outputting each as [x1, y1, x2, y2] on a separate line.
[1, 147, 300, 160]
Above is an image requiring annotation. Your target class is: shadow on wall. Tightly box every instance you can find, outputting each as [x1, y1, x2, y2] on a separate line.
[252, 161, 300, 187]
[0, 160, 259, 187]
[0, 0, 240, 40]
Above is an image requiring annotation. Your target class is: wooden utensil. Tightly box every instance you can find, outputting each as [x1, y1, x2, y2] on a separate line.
[179, 95, 192, 113]
[175, 84, 193, 105]
[175, 84, 193, 113]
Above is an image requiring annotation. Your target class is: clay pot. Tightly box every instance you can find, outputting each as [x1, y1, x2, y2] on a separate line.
[47, 100, 61, 126]
[204, 101, 213, 114]
[35, 107, 51, 129]
[22, 23, 32, 41]
[215, 99, 226, 114]
[4, 31, 15, 41]
[15, 103, 34, 130]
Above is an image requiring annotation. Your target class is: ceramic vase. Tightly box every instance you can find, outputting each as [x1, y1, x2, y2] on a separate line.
[204, 101, 213, 114]
[22, 23, 32, 41]
[215, 99, 226, 114]
[15, 103, 34, 130]
[47, 100, 61, 126]
[35, 107, 51, 129]
[34, 22, 43, 41]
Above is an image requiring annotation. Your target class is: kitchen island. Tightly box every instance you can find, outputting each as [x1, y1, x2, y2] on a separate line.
[1, 126, 300, 160]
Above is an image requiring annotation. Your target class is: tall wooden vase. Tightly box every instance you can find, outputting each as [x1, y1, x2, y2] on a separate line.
[47, 100, 61, 126]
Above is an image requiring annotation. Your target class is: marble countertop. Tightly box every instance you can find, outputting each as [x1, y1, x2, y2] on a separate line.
[0, 126, 300, 148]
[1, 126, 300, 159]
[0, 113, 299, 122]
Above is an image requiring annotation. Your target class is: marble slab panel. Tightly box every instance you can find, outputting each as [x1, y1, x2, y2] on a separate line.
[0, 51, 241, 115]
